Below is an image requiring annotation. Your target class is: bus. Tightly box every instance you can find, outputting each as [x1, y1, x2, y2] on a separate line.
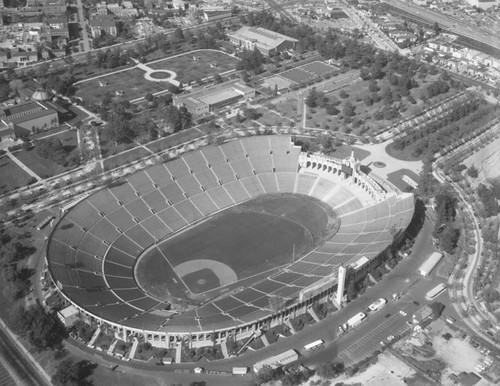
[347, 312, 366, 328]
[304, 339, 324, 351]
[232, 367, 249, 375]
[425, 283, 447, 301]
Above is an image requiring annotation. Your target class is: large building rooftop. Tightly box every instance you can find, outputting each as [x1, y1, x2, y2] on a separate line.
[229, 26, 298, 50]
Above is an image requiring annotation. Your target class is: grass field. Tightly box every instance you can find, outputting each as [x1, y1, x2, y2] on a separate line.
[147, 50, 240, 84]
[76, 67, 168, 104]
[304, 71, 457, 137]
[136, 194, 338, 301]
[0, 155, 34, 195]
[75, 50, 239, 104]
[386, 168, 420, 192]
[14, 130, 80, 178]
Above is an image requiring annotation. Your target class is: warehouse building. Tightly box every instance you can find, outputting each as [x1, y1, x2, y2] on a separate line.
[173, 81, 255, 116]
[228, 26, 298, 56]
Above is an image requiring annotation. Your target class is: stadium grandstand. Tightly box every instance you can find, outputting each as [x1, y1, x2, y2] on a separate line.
[46, 136, 414, 349]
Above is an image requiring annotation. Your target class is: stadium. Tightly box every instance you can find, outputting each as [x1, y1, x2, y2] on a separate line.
[46, 136, 414, 349]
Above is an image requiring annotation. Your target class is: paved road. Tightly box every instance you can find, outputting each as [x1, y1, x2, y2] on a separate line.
[0, 325, 51, 386]
[74, 0, 91, 52]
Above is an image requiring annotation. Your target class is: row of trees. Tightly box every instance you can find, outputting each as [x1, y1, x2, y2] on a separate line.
[433, 185, 461, 254]
[392, 95, 484, 157]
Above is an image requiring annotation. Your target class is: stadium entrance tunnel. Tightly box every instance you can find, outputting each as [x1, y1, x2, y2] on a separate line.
[134, 193, 339, 302]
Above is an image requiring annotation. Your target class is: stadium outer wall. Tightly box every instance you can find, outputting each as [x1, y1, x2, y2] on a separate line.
[47, 148, 414, 350]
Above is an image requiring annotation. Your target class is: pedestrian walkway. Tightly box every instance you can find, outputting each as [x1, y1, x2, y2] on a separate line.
[285, 319, 297, 335]
[221, 340, 229, 358]
[87, 327, 101, 348]
[308, 307, 321, 323]
[107, 339, 118, 356]
[6, 150, 41, 181]
[260, 334, 270, 347]
[128, 338, 139, 360]
[175, 344, 182, 364]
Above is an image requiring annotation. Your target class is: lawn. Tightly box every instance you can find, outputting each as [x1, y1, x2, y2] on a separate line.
[14, 129, 80, 178]
[99, 130, 137, 159]
[386, 168, 420, 192]
[0, 155, 35, 195]
[75, 67, 168, 104]
[303, 70, 459, 138]
[103, 147, 152, 171]
[147, 49, 240, 84]
[136, 193, 334, 299]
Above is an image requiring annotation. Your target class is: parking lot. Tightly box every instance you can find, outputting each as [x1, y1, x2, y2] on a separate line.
[336, 301, 420, 366]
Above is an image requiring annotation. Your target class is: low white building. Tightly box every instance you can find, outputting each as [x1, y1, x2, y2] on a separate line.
[57, 305, 80, 327]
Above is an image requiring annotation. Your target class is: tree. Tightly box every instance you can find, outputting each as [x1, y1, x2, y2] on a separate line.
[316, 361, 345, 379]
[11, 304, 67, 351]
[326, 104, 340, 115]
[433, 22, 441, 35]
[368, 80, 379, 92]
[243, 107, 260, 120]
[173, 27, 184, 42]
[430, 302, 445, 319]
[305, 88, 319, 108]
[342, 100, 355, 117]
[255, 364, 283, 385]
[52, 358, 96, 386]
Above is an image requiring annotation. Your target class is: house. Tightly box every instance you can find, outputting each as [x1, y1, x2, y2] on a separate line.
[90, 15, 118, 38]
[228, 26, 298, 56]
[57, 305, 80, 327]
[203, 10, 232, 22]
[11, 51, 38, 67]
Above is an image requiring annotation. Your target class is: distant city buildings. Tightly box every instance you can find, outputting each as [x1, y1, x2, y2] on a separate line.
[465, 0, 499, 10]
[228, 26, 298, 56]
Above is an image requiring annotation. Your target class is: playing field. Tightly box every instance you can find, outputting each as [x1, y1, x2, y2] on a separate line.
[135, 193, 338, 300]
[147, 49, 240, 84]
[75, 67, 168, 104]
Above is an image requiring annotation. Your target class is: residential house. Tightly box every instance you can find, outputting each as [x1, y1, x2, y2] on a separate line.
[90, 15, 118, 38]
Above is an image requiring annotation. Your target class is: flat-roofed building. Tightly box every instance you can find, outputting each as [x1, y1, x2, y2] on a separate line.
[228, 26, 298, 56]
[174, 81, 255, 115]
[0, 100, 59, 137]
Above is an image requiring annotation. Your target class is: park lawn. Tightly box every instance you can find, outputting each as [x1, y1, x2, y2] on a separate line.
[147, 50, 240, 84]
[0, 155, 35, 195]
[386, 168, 420, 192]
[255, 107, 293, 127]
[15, 130, 81, 178]
[304, 72, 460, 137]
[75, 67, 169, 104]
[145, 128, 203, 153]
[99, 130, 137, 159]
[103, 147, 152, 171]
[385, 141, 422, 162]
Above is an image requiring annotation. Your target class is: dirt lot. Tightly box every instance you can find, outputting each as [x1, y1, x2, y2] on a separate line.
[304, 352, 417, 386]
